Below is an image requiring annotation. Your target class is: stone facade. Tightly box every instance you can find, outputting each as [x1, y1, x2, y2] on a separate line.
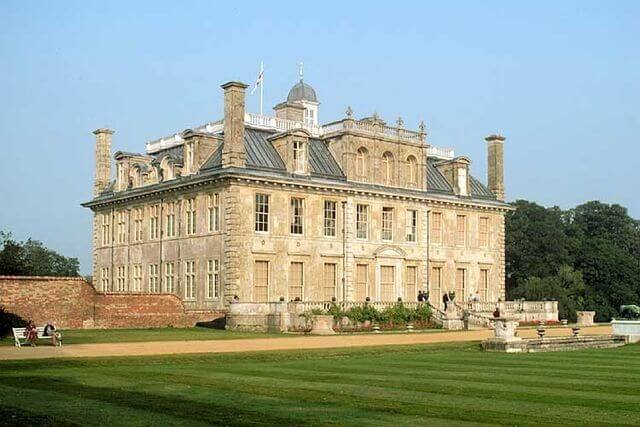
[83, 75, 513, 317]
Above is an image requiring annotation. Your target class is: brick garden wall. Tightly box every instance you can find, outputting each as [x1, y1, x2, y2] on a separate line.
[0, 276, 225, 329]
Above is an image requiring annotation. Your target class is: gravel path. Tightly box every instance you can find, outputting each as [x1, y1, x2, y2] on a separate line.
[0, 325, 612, 361]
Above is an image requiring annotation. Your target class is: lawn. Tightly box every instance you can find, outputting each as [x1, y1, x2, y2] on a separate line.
[0, 327, 287, 346]
[1, 343, 639, 426]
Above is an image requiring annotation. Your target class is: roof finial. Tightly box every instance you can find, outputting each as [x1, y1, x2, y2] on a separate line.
[345, 106, 353, 119]
[298, 61, 304, 81]
[396, 116, 404, 128]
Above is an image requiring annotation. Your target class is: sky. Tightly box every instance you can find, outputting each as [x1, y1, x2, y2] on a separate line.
[0, 1, 638, 274]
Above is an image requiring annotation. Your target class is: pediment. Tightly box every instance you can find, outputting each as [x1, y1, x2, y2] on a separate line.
[374, 245, 406, 258]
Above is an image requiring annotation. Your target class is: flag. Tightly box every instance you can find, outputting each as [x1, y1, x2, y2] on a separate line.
[251, 63, 264, 95]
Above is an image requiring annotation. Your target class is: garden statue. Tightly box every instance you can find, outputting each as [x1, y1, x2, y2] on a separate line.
[620, 305, 640, 319]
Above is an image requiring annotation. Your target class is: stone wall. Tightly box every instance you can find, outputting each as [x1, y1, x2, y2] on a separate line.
[0, 276, 225, 329]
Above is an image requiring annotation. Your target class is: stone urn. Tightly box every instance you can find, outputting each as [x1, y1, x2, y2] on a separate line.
[571, 326, 581, 337]
[406, 323, 415, 333]
[372, 324, 381, 333]
[309, 315, 336, 335]
[536, 325, 546, 339]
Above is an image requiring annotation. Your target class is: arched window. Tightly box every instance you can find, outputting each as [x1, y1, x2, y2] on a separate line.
[382, 152, 394, 185]
[356, 147, 368, 179]
[160, 157, 175, 181]
[407, 155, 417, 187]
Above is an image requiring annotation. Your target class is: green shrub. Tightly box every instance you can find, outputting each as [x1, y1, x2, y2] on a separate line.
[327, 303, 346, 320]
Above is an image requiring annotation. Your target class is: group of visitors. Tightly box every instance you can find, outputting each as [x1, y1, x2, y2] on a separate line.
[23, 320, 60, 346]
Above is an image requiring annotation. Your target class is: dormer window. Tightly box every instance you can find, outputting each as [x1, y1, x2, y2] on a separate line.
[457, 167, 468, 196]
[116, 163, 126, 190]
[292, 140, 306, 174]
[185, 142, 195, 174]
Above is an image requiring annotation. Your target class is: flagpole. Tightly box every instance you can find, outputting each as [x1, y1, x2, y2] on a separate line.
[259, 61, 264, 115]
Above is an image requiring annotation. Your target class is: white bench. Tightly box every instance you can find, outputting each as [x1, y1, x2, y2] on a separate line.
[12, 327, 62, 347]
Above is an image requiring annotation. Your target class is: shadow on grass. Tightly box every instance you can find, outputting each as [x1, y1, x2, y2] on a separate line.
[0, 375, 293, 426]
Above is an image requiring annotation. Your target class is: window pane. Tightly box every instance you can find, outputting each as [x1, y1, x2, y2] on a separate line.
[254, 261, 269, 301]
[323, 263, 336, 301]
[289, 262, 303, 300]
[380, 266, 395, 301]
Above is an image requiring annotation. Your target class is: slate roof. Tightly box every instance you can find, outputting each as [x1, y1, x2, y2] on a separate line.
[98, 126, 498, 203]
[201, 127, 345, 179]
[287, 80, 318, 103]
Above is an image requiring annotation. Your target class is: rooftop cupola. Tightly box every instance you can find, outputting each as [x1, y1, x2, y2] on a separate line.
[284, 62, 319, 126]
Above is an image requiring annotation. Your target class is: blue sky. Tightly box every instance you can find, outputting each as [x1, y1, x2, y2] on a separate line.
[1, 1, 638, 274]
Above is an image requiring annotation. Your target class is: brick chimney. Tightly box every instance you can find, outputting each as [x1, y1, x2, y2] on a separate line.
[485, 134, 506, 200]
[93, 128, 114, 196]
[221, 81, 248, 168]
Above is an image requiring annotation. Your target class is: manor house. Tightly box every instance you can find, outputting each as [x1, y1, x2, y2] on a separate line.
[83, 76, 510, 312]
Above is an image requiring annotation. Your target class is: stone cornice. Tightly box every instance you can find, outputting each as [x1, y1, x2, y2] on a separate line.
[82, 168, 513, 213]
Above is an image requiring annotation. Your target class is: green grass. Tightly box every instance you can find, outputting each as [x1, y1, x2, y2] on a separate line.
[1, 327, 287, 346]
[1, 343, 639, 426]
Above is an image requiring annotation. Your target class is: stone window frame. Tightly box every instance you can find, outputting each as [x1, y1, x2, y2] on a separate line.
[206, 259, 220, 299]
[100, 267, 110, 292]
[478, 263, 493, 302]
[455, 265, 467, 302]
[131, 264, 142, 292]
[185, 197, 197, 236]
[148, 263, 160, 293]
[292, 140, 307, 174]
[101, 213, 111, 246]
[149, 204, 160, 240]
[379, 265, 396, 301]
[455, 214, 467, 247]
[406, 155, 418, 187]
[165, 201, 178, 238]
[405, 209, 418, 243]
[381, 207, 394, 241]
[356, 203, 369, 240]
[322, 262, 337, 301]
[355, 146, 369, 180]
[253, 259, 270, 302]
[116, 210, 127, 244]
[382, 151, 395, 185]
[430, 211, 443, 246]
[164, 262, 175, 294]
[290, 196, 305, 236]
[116, 265, 127, 292]
[405, 265, 418, 302]
[208, 193, 220, 233]
[132, 207, 143, 242]
[323, 199, 338, 238]
[429, 263, 444, 308]
[479, 216, 490, 248]
[184, 259, 196, 301]
[254, 192, 271, 233]
[289, 261, 305, 301]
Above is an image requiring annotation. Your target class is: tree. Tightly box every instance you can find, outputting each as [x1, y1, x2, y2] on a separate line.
[506, 200, 640, 322]
[505, 200, 576, 288]
[509, 266, 585, 322]
[0, 232, 79, 277]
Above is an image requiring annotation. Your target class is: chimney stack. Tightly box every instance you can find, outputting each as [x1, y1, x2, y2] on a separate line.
[485, 134, 506, 201]
[93, 128, 114, 196]
[221, 81, 248, 168]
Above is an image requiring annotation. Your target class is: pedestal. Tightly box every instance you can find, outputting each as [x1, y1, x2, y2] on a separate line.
[576, 311, 595, 327]
[482, 317, 525, 352]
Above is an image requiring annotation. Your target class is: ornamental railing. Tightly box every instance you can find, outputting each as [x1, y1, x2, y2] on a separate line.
[145, 114, 454, 159]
